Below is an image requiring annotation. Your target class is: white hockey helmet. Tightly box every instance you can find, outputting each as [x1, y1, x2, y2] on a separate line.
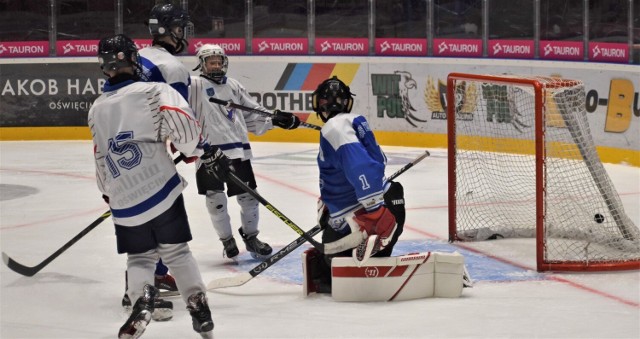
[195, 43, 228, 81]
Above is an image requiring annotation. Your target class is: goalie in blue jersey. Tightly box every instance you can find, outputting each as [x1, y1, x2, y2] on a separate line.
[303, 76, 406, 294]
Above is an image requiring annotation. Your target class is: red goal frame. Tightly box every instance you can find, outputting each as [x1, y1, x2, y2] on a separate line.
[446, 72, 639, 272]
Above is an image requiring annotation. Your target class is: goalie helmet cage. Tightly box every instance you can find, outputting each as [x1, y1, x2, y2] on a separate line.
[446, 73, 640, 272]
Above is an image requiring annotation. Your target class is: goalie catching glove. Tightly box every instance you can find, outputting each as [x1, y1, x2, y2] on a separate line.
[272, 110, 301, 130]
[201, 146, 233, 181]
[348, 206, 397, 266]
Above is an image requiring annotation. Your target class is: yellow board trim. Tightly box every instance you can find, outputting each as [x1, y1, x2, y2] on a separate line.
[1, 127, 637, 167]
[0, 127, 92, 140]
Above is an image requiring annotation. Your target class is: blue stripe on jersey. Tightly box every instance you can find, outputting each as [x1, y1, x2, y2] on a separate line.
[111, 173, 181, 218]
[139, 56, 166, 84]
[218, 142, 251, 151]
[171, 82, 189, 101]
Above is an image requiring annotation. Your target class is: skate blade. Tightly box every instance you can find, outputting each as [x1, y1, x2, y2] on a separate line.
[249, 252, 270, 260]
[199, 330, 214, 339]
[158, 290, 180, 298]
[151, 308, 173, 322]
[224, 256, 240, 265]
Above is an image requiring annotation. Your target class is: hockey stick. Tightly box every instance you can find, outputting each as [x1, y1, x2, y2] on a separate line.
[207, 150, 430, 289]
[208, 97, 322, 131]
[207, 225, 323, 290]
[225, 172, 325, 251]
[2, 154, 186, 277]
[387, 150, 430, 182]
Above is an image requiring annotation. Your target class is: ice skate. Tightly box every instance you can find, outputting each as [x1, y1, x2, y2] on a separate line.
[239, 227, 272, 260]
[122, 292, 174, 321]
[118, 284, 156, 339]
[221, 236, 239, 262]
[187, 292, 214, 338]
[122, 293, 132, 313]
[155, 273, 179, 297]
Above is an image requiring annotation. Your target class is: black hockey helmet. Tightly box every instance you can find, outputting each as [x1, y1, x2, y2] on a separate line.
[148, 3, 192, 54]
[312, 76, 354, 122]
[97, 34, 141, 76]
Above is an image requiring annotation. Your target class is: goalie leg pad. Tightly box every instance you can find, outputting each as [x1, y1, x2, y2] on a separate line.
[331, 252, 435, 302]
[433, 252, 466, 297]
[330, 252, 468, 302]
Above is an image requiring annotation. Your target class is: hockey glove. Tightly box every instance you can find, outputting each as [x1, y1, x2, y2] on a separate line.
[169, 143, 197, 164]
[272, 110, 301, 130]
[353, 206, 397, 241]
[201, 146, 233, 181]
[102, 194, 110, 204]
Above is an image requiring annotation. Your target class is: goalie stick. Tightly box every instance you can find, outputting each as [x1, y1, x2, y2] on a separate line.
[208, 97, 323, 131]
[207, 150, 430, 289]
[2, 154, 186, 277]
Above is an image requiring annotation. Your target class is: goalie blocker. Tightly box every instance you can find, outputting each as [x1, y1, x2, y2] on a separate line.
[302, 249, 470, 302]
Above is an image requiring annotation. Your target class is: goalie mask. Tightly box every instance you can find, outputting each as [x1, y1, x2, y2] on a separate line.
[97, 34, 142, 79]
[194, 43, 228, 82]
[148, 3, 192, 55]
[312, 76, 354, 123]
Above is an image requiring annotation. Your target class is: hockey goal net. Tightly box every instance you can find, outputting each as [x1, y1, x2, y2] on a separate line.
[446, 73, 640, 272]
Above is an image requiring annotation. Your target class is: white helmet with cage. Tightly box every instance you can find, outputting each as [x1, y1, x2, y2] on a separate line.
[195, 44, 228, 81]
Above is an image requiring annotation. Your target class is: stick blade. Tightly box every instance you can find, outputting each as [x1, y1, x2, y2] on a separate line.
[207, 272, 252, 290]
[2, 252, 38, 277]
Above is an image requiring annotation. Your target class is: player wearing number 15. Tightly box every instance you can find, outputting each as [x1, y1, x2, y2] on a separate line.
[88, 34, 215, 338]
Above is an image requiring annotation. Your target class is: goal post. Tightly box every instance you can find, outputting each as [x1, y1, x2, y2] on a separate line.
[446, 72, 640, 272]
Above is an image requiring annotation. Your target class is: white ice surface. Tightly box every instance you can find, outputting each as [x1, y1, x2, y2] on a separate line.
[1, 141, 638, 339]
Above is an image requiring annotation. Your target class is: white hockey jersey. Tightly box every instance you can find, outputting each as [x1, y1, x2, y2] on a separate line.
[188, 75, 272, 161]
[139, 46, 191, 100]
[89, 79, 203, 226]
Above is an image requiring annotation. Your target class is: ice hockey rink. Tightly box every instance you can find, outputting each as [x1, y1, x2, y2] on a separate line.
[1, 140, 638, 339]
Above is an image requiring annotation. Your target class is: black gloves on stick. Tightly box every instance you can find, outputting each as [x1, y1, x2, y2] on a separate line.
[272, 110, 301, 130]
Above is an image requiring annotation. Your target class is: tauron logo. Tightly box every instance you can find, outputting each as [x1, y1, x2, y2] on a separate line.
[320, 41, 331, 52]
[380, 41, 390, 53]
[63, 43, 75, 54]
[258, 40, 269, 52]
[438, 41, 448, 53]
[493, 43, 502, 55]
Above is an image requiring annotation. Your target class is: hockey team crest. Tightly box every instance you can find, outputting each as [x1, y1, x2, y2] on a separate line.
[206, 88, 215, 96]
